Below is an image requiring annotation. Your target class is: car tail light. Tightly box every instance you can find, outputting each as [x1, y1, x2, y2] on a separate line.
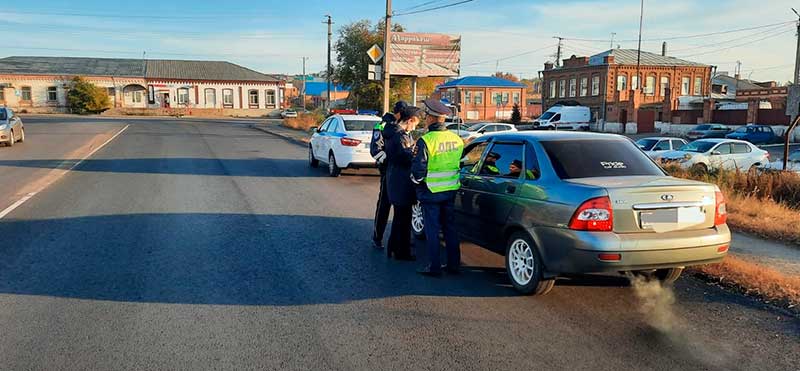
[717, 245, 729, 253]
[569, 196, 613, 232]
[597, 253, 622, 261]
[714, 191, 727, 226]
[340, 137, 362, 147]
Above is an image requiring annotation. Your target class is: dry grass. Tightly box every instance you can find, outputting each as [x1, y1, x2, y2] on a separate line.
[283, 112, 325, 132]
[690, 255, 800, 308]
[725, 194, 800, 246]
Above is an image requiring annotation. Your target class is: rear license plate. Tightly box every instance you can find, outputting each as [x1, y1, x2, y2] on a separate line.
[640, 207, 705, 230]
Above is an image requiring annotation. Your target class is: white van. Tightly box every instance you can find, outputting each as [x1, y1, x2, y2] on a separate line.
[533, 106, 591, 130]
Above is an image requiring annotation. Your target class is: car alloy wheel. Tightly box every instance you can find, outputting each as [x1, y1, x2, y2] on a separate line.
[308, 146, 319, 168]
[328, 153, 341, 177]
[411, 201, 425, 238]
[7, 130, 14, 147]
[18, 127, 24, 143]
[508, 239, 535, 286]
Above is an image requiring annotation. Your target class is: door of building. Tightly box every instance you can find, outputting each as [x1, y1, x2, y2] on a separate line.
[637, 109, 656, 133]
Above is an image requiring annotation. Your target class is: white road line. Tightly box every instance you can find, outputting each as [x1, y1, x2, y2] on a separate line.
[0, 124, 130, 220]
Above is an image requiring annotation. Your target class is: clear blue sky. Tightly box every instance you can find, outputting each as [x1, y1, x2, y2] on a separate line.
[2, 0, 797, 82]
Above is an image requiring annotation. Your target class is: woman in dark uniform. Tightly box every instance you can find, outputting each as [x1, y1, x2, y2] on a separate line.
[383, 106, 423, 260]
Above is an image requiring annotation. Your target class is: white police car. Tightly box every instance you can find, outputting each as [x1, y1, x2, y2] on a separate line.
[309, 114, 382, 177]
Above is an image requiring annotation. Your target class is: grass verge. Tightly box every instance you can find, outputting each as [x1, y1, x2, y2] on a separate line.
[689, 255, 800, 312]
[283, 112, 325, 132]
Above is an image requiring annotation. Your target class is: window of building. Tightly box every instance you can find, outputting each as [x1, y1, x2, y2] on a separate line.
[579, 77, 588, 97]
[204, 88, 216, 106]
[248, 89, 259, 107]
[591, 75, 600, 96]
[568, 78, 577, 97]
[681, 77, 690, 96]
[222, 89, 234, 107]
[21, 86, 32, 101]
[549, 81, 556, 98]
[502, 92, 509, 104]
[660, 76, 670, 97]
[0, 89, 4, 101]
[265, 90, 276, 107]
[513, 92, 520, 104]
[177, 88, 190, 105]
[107, 87, 116, 97]
[632, 75, 640, 90]
[694, 77, 703, 96]
[465, 91, 472, 105]
[47, 86, 58, 101]
[559, 79, 566, 98]
[617, 75, 627, 91]
[132, 91, 143, 103]
[644, 75, 656, 96]
[474, 91, 483, 104]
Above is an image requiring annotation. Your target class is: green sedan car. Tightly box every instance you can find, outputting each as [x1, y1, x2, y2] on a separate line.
[412, 131, 730, 295]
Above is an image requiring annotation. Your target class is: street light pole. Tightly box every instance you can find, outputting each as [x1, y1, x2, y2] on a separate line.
[382, 0, 393, 114]
[325, 15, 333, 112]
[301, 57, 308, 111]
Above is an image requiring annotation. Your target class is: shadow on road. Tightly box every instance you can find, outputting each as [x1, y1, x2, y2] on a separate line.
[0, 158, 327, 178]
[0, 213, 524, 305]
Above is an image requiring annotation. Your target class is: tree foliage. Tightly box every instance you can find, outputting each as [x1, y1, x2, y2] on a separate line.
[334, 20, 416, 111]
[67, 77, 111, 114]
[511, 103, 522, 124]
[494, 72, 520, 82]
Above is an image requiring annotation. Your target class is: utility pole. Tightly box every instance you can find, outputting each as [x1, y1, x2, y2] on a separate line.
[610, 32, 616, 50]
[735, 60, 742, 92]
[382, 0, 393, 114]
[301, 57, 308, 112]
[635, 0, 644, 91]
[325, 15, 333, 112]
[552, 37, 564, 67]
[793, 8, 800, 84]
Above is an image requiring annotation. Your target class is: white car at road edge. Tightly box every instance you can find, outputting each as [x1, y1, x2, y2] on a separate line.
[463, 122, 517, 142]
[635, 137, 687, 161]
[309, 114, 382, 177]
[660, 138, 769, 172]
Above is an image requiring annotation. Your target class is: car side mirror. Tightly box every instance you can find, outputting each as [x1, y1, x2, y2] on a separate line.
[310, 126, 319, 133]
[478, 129, 486, 134]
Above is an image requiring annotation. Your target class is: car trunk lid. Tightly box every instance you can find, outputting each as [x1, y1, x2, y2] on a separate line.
[567, 176, 717, 234]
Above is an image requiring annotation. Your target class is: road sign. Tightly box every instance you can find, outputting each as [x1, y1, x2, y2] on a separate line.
[368, 64, 382, 81]
[366, 44, 384, 64]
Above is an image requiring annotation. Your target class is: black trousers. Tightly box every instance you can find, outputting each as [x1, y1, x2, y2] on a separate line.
[387, 204, 413, 258]
[372, 170, 391, 245]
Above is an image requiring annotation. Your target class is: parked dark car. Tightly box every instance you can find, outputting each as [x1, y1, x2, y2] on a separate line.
[410, 132, 730, 295]
[686, 124, 730, 140]
[725, 124, 781, 145]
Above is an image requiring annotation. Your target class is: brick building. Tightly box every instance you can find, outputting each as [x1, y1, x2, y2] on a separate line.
[0, 56, 285, 117]
[541, 49, 712, 128]
[432, 76, 526, 121]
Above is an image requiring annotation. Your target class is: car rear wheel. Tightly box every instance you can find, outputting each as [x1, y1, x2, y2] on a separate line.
[308, 146, 319, 168]
[505, 232, 554, 295]
[632, 268, 683, 285]
[411, 201, 426, 240]
[328, 153, 341, 177]
[691, 163, 707, 173]
[18, 127, 24, 143]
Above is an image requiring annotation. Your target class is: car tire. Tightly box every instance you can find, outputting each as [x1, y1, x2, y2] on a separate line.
[411, 201, 426, 240]
[309, 146, 319, 168]
[505, 232, 554, 295]
[7, 130, 14, 147]
[691, 163, 707, 173]
[18, 127, 24, 143]
[328, 152, 341, 177]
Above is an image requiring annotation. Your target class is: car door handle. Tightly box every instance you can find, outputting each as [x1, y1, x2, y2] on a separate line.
[506, 184, 517, 194]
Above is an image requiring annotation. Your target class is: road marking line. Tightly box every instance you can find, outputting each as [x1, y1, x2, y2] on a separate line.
[0, 124, 130, 220]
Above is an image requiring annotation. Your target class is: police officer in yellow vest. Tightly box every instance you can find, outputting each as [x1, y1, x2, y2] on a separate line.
[411, 98, 465, 277]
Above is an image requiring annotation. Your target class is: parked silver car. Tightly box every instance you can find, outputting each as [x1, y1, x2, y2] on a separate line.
[0, 108, 25, 147]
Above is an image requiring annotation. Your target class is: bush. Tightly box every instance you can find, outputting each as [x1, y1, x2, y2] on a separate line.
[67, 77, 111, 114]
[511, 103, 522, 124]
[283, 111, 325, 131]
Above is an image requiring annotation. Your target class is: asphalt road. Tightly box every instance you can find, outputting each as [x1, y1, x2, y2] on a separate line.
[0, 117, 797, 370]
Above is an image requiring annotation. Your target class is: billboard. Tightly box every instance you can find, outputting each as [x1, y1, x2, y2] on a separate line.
[389, 32, 461, 77]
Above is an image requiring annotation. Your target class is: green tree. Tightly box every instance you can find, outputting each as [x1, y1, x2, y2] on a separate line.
[67, 77, 111, 114]
[333, 20, 405, 111]
[511, 103, 522, 124]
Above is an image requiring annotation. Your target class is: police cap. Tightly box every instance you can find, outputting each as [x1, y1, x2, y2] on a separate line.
[423, 98, 451, 117]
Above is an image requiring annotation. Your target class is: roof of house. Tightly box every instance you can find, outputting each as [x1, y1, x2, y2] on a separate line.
[586, 49, 708, 67]
[303, 81, 349, 96]
[712, 74, 764, 90]
[0, 56, 280, 82]
[438, 76, 526, 89]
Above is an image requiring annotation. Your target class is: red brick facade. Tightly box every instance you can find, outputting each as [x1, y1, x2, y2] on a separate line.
[432, 86, 526, 121]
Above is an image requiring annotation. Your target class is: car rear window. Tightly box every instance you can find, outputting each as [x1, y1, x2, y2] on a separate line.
[0, 109, 6, 120]
[344, 120, 380, 131]
[540, 139, 665, 179]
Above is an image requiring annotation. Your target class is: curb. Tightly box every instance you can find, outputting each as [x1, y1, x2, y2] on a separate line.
[250, 124, 310, 146]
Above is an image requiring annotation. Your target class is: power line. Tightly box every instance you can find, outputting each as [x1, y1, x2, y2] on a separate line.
[0, 24, 318, 41]
[676, 28, 795, 58]
[667, 23, 792, 53]
[393, 0, 475, 16]
[395, 0, 448, 13]
[6, 46, 302, 59]
[0, 9, 258, 20]
[562, 20, 795, 43]
[461, 43, 557, 67]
